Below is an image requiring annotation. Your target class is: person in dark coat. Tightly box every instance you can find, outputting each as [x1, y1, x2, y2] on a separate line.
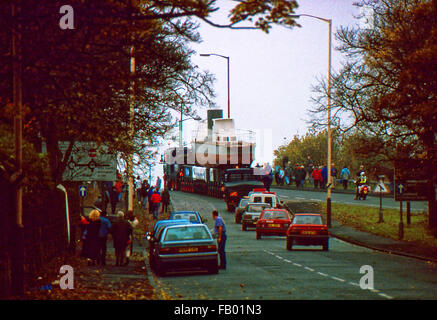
[160, 188, 170, 214]
[110, 211, 133, 266]
[85, 210, 102, 266]
[110, 185, 118, 215]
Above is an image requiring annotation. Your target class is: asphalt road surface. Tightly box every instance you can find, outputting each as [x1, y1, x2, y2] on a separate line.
[147, 191, 437, 300]
[271, 187, 429, 212]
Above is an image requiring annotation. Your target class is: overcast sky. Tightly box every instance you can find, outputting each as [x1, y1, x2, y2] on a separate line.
[155, 0, 361, 181]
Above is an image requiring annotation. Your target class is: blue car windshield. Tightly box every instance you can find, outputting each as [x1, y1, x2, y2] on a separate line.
[164, 226, 211, 242]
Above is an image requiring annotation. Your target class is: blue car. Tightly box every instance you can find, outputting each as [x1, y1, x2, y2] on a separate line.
[169, 211, 203, 224]
[146, 219, 191, 269]
[151, 223, 218, 276]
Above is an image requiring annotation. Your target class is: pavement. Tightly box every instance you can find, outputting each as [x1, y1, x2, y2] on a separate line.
[170, 191, 437, 264]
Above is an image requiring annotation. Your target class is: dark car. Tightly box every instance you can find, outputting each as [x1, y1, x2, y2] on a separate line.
[285, 214, 329, 251]
[241, 202, 271, 231]
[151, 224, 218, 276]
[256, 209, 292, 240]
[169, 211, 203, 224]
[146, 219, 191, 270]
[235, 197, 249, 224]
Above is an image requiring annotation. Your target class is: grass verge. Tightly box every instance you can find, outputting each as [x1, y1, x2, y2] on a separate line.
[326, 202, 437, 248]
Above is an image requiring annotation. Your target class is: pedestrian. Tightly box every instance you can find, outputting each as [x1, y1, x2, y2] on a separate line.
[340, 165, 351, 190]
[331, 163, 337, 189]
[140, 180, 149, 209]
[263, 163, 273, 191]
[94, 195, 104, 212]
[274, 164, 281, 185]
[79, 214, 89, 258]
[126, 210, 139, 265]
[312, 166, 322, 189]
[355, 165, 365, 199]
[284, 163, 292, 186]
[85, 209, 102, 266]
[98, 210, 112, 266]
[150, 189, 162, 220]
[160, 187, 170, 214]
[212, 210, 227, 270]
[110, 211, 133, 266]
[306, 156, 314, 185]
[110, 185, 119, 215]
[115, 179, 123, 202]
[156, 176, 162, 192]
[300, 165, 307, 187]
[294, 165, 303, 188]
[147, 186, 155, 215]
[321, 165, 328, 189]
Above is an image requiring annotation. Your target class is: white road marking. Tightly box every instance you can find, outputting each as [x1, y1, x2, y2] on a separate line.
[263, 249, 394, 300]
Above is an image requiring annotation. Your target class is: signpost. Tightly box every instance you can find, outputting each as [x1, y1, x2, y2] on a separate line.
[59, 141, 117, 182]
[394, 158, 436, 236]
[374, 175, 390, 223]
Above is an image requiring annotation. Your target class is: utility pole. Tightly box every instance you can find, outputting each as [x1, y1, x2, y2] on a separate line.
[12, 2, 24, 296]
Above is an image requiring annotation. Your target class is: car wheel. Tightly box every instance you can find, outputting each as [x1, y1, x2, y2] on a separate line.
[242, 223, 247, 231]
[286, 238, 293, 251]
[256, 232, 261, 240]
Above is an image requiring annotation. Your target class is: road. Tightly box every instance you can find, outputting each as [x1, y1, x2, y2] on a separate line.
[271, 187, 429, 212]
[147, 191, 437, 300]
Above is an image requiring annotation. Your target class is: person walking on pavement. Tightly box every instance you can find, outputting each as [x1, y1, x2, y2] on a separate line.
[110, 211, 133, 266]
[150, 189, 162, 220]
[126, 210, 139, 265]
[321, 165, 328, 189]
[312, 166, 322, 189]
[147, 186, 155, 215]
[340, 165, 351, 190]
[212, 210, 227, 270]
[331, 163, 338, 189]
[355, 165, 365, 199]
[85, 209, 102, 266]
[98, 211, 112, 266]
[160, 188, 170, 214]
[110, 186, 119, 215]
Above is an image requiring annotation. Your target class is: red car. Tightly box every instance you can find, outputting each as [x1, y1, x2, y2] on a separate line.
[256, 209, 292, 240]
[285, 214, 329, 251]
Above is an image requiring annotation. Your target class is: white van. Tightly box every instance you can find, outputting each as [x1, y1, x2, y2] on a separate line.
[248, 192, 283, 209]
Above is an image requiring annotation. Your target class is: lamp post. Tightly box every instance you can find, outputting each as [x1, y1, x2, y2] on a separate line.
[291, 14, 332, 227]
[200, 53, 230, 119]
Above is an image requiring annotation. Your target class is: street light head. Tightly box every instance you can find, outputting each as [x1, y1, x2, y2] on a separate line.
[199, 54, 211, 57]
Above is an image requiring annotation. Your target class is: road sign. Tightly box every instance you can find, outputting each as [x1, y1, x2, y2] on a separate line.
[394, 180, 429, 201]
[59, 141, 117, 182]
[373, 181, 390, 194]
[79, 185, 87, 197]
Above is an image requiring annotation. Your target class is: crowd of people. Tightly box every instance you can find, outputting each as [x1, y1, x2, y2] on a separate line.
[79, 209, 138, 267]
[79, 173, 170, 267]
[269, 157, 369, 198]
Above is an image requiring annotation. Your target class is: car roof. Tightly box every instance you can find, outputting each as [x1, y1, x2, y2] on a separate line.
[293, 213, 322, 216]
[171, 211, 199, 215]
[248, 202, 271, 205]
[153, 219, 191, 230]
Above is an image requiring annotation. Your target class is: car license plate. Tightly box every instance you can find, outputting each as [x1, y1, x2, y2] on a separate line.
[268, 224, 281, 228]
[301, 230, 316, 235]
[178, 247, 198, 253]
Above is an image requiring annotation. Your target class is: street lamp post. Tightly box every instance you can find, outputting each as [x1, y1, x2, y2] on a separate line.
[292, 14, 332, 227]
[200, 53, 230, 119]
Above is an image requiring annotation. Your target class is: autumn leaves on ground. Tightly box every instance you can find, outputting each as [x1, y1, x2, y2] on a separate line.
[20, 188, 164, 300]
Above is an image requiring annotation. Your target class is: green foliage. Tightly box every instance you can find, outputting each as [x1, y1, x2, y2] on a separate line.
[0, 125, 54, 205]
[309, 0, 436, 178]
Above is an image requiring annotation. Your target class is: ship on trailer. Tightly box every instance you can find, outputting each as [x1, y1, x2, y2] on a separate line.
[163, 109, 264, 211]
